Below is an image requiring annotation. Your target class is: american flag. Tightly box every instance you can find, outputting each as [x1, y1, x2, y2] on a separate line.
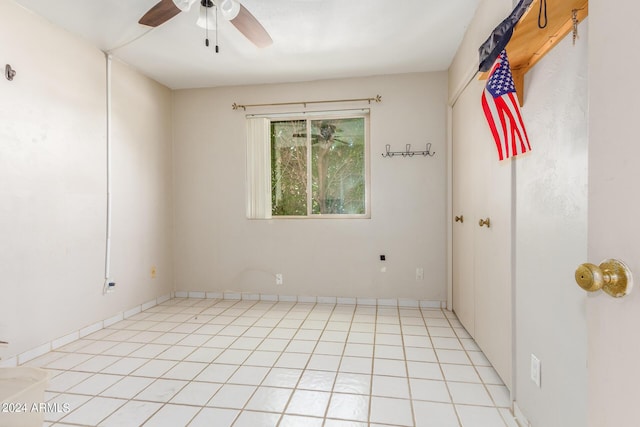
[481, 50, 530, 160]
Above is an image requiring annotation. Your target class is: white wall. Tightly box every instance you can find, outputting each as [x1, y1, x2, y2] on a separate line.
[515, 21, 588, 427]
[0, 0, 173, 360]
[173, 73, 448, 300]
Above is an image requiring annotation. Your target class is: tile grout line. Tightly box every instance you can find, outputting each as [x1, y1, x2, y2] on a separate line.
[47, 297, 204, 426]
[130, 297, 227, 427]
[194, 298, 295, 426]
[441, 309, 510, 426]
[238, 300, 311, 426]
[233, 300, 317, 426]
[36, 298, 509, 427]
[366, 304, 378, 426]
[395, 304, 419, 427]
[277, 301, 349, 425]
[299, 302, 340, 425]
[422, 308, 464, 427]
[131, 297, 229, 425]
[52, 300, 352, 427]
[176, 297, 261, 427]
[103, 297, 248, 426]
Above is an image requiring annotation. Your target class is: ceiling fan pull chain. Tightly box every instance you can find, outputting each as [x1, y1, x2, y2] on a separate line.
[215, 5, 220, 53]
[204, 1, 211, 47]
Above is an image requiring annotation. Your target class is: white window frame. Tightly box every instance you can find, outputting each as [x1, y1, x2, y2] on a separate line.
[246, 109, 371, 219]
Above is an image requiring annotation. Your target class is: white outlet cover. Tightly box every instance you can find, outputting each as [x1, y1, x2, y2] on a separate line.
[530, 354, 541, 387]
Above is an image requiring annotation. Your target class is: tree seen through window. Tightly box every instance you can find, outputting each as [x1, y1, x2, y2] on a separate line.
[271, 115, 367, 216]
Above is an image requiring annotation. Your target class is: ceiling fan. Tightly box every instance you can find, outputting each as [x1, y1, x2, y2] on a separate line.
[138, 0, 272, 48]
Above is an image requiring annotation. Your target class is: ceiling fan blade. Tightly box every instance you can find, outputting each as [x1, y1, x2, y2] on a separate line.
[228, 3, 273, 48]
[139, 0, 182, 27]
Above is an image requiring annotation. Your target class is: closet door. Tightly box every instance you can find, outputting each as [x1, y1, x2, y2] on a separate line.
[452, 89, 477, 336]
[472, 86, 513, 389]
[451, 78, 513, 389]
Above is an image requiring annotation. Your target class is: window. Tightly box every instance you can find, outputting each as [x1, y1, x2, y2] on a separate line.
[246, 111, 369, 218]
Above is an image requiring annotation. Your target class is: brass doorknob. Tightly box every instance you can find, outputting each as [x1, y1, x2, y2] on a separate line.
[455, 215, 464, 223]
[478, 218, 490, 228]
[575, 259, 633, 298]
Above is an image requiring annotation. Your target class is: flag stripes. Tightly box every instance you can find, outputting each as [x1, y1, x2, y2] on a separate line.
[481, 50, 530, 160]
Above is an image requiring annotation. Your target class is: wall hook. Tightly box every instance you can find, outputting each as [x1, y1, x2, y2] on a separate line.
[5, 64, 16, 81]
[382, 143, 435, 158]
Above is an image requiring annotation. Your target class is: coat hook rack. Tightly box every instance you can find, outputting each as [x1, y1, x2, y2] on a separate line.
[5, 64, 16, 81]
[382, 143, 435, 158]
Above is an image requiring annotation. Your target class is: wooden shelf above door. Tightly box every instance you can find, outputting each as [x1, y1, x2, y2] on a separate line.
[479, 0, 588, 106]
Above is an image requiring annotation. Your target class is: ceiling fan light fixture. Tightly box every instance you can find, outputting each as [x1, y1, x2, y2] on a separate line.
[196, 4, 216, 29]
[220, 0, 240, 20]
[172, 0, 197, 12]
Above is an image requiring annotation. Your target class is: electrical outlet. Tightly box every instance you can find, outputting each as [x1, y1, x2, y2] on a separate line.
[416, 267, 424, 280]
[275, 273, 283, 285]
[151, 266, 157, 279]
[103, 280, 116, 295]
[531, 354, 541, 387]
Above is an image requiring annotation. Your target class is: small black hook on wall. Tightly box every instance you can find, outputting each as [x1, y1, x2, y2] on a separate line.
[5, 64, 16, 81]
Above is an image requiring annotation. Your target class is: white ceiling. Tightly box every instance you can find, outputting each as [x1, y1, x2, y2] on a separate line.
[12, 0, 480, 90]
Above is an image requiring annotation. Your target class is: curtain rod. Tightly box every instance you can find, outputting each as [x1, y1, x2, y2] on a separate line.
[232, 95, 382, 111]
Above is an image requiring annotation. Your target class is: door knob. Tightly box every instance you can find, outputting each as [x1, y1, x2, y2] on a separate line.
[478, 218, 490, 228]
[455, 215, 464, 223]
[574, 259, 633, 298]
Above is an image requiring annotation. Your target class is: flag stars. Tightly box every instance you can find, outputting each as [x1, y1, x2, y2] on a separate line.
[486, 60, 515, 97]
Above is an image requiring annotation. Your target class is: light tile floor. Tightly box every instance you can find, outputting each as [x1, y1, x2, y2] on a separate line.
[25, 298, 518, 426]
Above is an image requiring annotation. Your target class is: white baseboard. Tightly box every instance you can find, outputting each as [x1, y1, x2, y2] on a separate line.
[513, 401, 531, 427]
[174, 290, 446, 309]
[0, 292, 173, 368]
